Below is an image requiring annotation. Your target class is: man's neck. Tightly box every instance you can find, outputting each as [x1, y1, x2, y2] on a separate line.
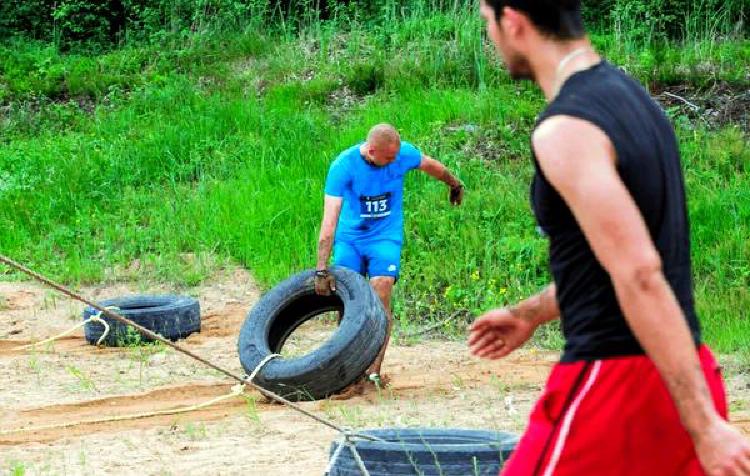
[529, 38, 600, 102]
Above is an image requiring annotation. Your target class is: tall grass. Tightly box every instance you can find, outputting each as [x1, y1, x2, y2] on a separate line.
[1, 1, 748, 352]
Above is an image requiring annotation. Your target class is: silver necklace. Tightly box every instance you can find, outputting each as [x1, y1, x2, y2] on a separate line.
[551, 47, 590, 98]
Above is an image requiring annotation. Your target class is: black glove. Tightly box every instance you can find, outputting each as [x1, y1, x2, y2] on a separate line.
[314, 269, 336, 296]
[450, 184, 464, 206]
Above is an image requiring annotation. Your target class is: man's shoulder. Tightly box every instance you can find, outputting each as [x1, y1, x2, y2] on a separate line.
[330, 145, 357, 169]
[399, 141, 419, 155]
[396, 141, 423, 173]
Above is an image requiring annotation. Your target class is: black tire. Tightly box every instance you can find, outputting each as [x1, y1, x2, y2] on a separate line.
[83, 295, 201, 346]
[327, 428, 519, 476]
[237, 266, 387, 401]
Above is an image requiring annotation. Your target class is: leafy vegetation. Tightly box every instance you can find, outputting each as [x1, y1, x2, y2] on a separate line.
[1, 1, 747, 352]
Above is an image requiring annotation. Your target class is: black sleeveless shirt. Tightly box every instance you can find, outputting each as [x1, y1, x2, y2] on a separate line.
[531, 61, 702, 362]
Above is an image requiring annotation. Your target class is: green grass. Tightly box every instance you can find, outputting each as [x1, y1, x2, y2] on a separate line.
[1, 3, 748, 353]
[5, 460, 27, 476]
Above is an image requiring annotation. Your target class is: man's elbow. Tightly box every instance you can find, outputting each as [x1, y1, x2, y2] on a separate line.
[612, 253, 665, 294]
[320, 221, 338, 238]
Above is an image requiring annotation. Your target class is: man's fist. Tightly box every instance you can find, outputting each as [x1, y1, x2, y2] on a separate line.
[314, 270, 336, 296]
[450, 184, 464, 206]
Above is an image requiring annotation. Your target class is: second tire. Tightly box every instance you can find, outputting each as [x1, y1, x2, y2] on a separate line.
[238, 266, 387, 401]
[83, 295, 201, 346]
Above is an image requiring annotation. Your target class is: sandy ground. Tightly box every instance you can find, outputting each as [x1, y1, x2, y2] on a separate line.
[0, 267, 748, 475]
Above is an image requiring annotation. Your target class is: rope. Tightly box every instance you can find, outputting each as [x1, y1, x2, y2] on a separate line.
[248, 353, 281, 383]
[324, 432, 372, 476]
[326, 439, 347, 475]
[0, 255, 382, 448]
[0, 383, 246, 436]
[15, 306, 116, 350]
[348, 437, 372, 476]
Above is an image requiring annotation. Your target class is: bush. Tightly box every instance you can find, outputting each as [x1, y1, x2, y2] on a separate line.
[584, 0, 748, 41]
[1, 0, 746, 49]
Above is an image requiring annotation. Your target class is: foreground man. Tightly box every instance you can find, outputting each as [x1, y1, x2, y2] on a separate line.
[316, 123, 463, 385]
[469, 1, 750, 474]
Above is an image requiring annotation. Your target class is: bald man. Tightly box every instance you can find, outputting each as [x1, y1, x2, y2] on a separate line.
[315, 124, 464, 384]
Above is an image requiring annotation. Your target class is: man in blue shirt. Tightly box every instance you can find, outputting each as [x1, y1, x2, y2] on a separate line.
[315, 123, 464, 385]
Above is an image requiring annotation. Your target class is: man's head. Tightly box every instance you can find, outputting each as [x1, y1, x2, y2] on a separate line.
[480, 0, 586, 80]
[364, 124, 401, 166]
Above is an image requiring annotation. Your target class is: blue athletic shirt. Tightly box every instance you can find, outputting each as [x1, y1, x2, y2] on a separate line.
[324, 142, 423, 244]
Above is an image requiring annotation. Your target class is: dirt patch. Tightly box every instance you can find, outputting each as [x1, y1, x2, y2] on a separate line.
[1, 288, 39, 311]
[0, 347, 551, 446]
[0, 341, 551, 474]
[652, 81, 750, 130]
[1, 266, 748, 474]
[0, 264, 547, 474]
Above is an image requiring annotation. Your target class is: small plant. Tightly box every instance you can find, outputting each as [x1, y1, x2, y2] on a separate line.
[116, 326, 144, 347]
[183, 422, 209, 441]
[243, 394, 261, 425]
[41, 291, 58, 310]
[27, 350, 43, 383]
[7, 460, 26, 476]
[125, 338, 167, 387]
[729, 399, 748, 413]
[337, 404, 364, 428]
[489, 374, 509, 398]
[78, 442, 88, 467]
[65, 364, 97, 392]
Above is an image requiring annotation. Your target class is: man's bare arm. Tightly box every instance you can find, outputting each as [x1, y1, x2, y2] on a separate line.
[317, 195, 342, 270]
[468, 284, 558, 360]
[418, 155, 462, 188]
[508, 283, 560, 327]
[533, 115, 717, 437]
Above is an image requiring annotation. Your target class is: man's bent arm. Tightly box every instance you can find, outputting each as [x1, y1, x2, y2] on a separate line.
[317, 195, 343, 270]
[534, 115, 719, 438]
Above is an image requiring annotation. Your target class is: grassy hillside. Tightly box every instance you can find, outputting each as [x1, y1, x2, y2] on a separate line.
[1, 3, 748, 353]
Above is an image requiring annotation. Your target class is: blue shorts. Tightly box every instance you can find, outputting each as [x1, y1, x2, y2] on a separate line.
[333, 240, 402, 279]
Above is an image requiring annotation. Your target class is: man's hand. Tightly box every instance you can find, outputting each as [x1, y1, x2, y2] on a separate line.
[468, 308, 536, 359]
[695, 419, 750, 475]
[449, 184, 464, 206]
[314, 270, 336, 296]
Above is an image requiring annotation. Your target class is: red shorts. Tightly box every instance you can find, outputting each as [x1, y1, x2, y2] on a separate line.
[502, 345, 728, 476]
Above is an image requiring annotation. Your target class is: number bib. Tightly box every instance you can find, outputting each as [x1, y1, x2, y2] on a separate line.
[359, 192, 392, 219]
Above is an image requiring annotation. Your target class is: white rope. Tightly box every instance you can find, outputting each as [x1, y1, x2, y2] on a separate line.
[247, 353, 281, 383]
[324, 431, 372, 476]
[0, 383, 246, 436]
[15, 306, 117, 350]
[325, 439, 347, 475]
[348, 438, 371, 476]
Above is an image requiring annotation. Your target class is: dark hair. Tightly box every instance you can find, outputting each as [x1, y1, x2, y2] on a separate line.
[484, 0, 586, 40]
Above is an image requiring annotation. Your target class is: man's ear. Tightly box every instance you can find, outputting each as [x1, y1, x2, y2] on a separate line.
[501, 6, 526, 40]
